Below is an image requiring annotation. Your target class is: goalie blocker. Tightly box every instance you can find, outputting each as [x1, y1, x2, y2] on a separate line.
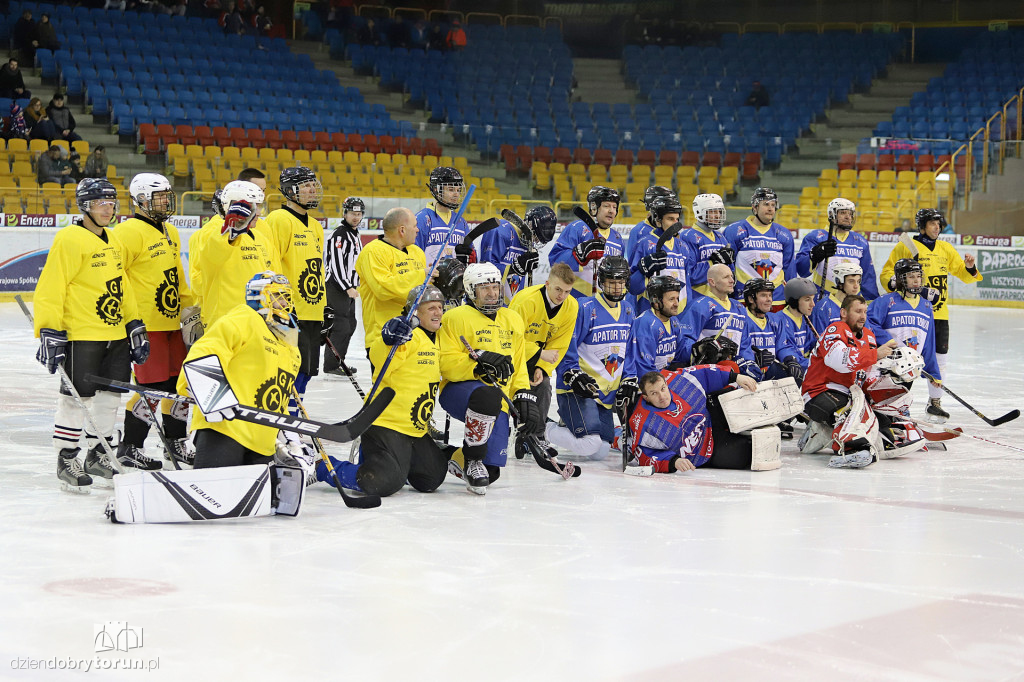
[105, 463, 305, 523]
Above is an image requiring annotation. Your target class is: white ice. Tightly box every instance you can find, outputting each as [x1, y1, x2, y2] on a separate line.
[3, 302, 1024, 681]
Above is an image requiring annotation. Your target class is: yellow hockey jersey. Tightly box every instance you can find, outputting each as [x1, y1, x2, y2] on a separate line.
[265, 207, 325, 321]
[438, 305, 530, 411]
[879, 237, 983, 321]
[177, 304, 301, 456]
[116, 216, 195, 332]
[508, 284, 579, 377]
[33, 222, 139, 341]
[368, 327, 440, 437]
[195, 224, 279, 327]
[355, 236, 426, 349]
[189, 216, 277, 309]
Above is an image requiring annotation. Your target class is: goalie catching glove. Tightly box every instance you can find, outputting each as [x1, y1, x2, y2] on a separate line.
[563, 368, 599, 398]
[36, 328, 68, 374]
[512, 390, 544, 435]
[473, 350, 514, 383]
[275, 431, 316, 477]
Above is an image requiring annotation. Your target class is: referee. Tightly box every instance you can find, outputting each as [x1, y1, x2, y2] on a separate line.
[323, 196, 364, 376]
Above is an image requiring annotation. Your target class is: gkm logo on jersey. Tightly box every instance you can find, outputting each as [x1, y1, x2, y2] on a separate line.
[254, 368, 296, 413]
[410, 382, 440, 430]
[155, 267, 180, 319]
[297, 258, 324, 305]
[96, 276, 124, 326]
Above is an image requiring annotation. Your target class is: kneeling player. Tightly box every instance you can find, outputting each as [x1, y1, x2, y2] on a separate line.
[629, 368, 757, 473]
[316, 285, 449, 496]
[741, 278, 803, 382]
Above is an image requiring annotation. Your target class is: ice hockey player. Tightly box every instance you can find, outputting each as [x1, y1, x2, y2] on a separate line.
[116, 173, 196, 470]
[265, 167, 327, 415]
[771, 277, 817, 379]
[507, 262, 579, 459]
[355, 207, 428, 367]
[810, 261, 862, 336]
[548, 186, 625, 298]
[796, 198, 879, 299]
[627, 194, 692, 315]
[438, 263, 538, 494]
[624, 185, 674, 263]
[323, 196, 364, 377]
[547, 256, 635, 461]
[416, 166, 470, 267]
[480, 204, 557, 302]
[679, 264, 757, 377]
[799, 294, 898, 465]
[878, 208, 982, 420]
[741, 277, 804, 382]
[681, 193, 733, 297]
[315, 285, 449, 496]
[33, 178, 149, 492]
[628, 367, 757, 472]
[723, 187, 796, 305]
[176, 271, 304, 470]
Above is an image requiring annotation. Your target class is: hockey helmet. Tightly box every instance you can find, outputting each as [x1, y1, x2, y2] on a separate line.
[597, 255, 630, 302]
[221, 180, 265, 234]
[887, 346, 925, 383]
[827, 198, 857, 228]
[915, 208, 946, 233]
[129, 173, 176, 223]
[648, 195, 683, 228]
[750, 186, 778, 212]
[342, 196, 366, 214]
[643, 185, 676, 211]
[742, 277, 775, 312]
[211, 188, 226, 218]
[893, 258, 924, 295]
[403, 284, 446, 317]
[831, 261, 863, 293]
[462, 262, 503, 315]
[784, 277, 817, 310]
[693, 193, 726, 230]
[587, 185, 620, 216]
[524, 205, 557, 247]
[245, 270, 298, 343]
[280, 167, 323, 210]
[434, 257, 466, 301]
[647, 275, 683, 312]
[76, 178, 119, 219]
[428, 167, 465, 210]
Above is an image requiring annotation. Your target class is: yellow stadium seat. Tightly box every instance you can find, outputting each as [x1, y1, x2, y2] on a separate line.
[676, 166, 697, 182]
[858, 188, 879, 208]
[877, 170, 897, 188]
[423, 155, 439, 168]
[6, 138, 30, 163]
[310, 150, 328, 164]
[481, 177, 496, 190]
[166, 143, 186, 160]
[858, 170, 877, 187]
[452, 156, 469, 171]
[72, 140, 90, 156]
[819, 168, 838, 186]
[203, 146, 222, 161]
[185, 144, 204, 161]
[632, 165, 652, 182]
[12, 160, 33, 179]
[896, 170, 916, 189]
[258, 147, 276, 162]
[222, 147, 241, 162]
[800, 187, 820, 201]
[240, 147, 258, 161]
[838, 168, 857, 184]
[567, 163, 586, 176]
[293, 149, 311, 163]
[29, 139, 50, 157]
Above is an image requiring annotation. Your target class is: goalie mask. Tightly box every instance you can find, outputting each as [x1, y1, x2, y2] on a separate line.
[246, 271, 298, 345]
[597, 255, 630, 302]
[832, 261, 863, 295]
[280, 167, 323, 210]
[463, 262, 503, 316]
[221, 180, 265, 234]
[129, 172, 176, 223]
[893, 258, 924, 295]
[428, 166, 465, 211]
[524, 205, 557, 247]
[693, 193, 726, 231]
[827, 198, 856, 230]
[915, 208, 946, 233]
[886, 346, 925, 383]
[76, 178, 119, 226]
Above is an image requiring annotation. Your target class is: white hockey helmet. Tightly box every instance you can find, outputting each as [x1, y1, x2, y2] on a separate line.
[692, 193, 726, 230]
[129, 172, 176, 222]
[827, 197, 857, 228]
[886, 346, 925, 383]
[221, 180, 265, 233]
[832, 260, 863, 292]
[462, 262, 502, 315]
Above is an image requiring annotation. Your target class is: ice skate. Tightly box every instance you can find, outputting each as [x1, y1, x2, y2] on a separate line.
[926, 398, 950, 423]
[798, 420, 832, 454]
[84, 444, 116, 487]
[827, 450, 873, 469]
[464, 458, 489, 495]
[165, 438, 195, 467]
[57, 448, 92, 494]
[117, 441, 162, 471]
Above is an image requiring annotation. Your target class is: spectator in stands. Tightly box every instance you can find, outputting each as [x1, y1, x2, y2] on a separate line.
[67, 149, 84, 182]
[428, 24, 445, 51]
[3, 103, 30, 141]
[37, 145, 75, 186]
[357, 18, 381, 46]
[223, 2, 245, 35]
[445, 20, 467, 51]
[745, 81, 770, 109]
[410, 20, 428, 50]
[253, 6, 272, 36]
[46, 94, 82, 144]
[0, 59, 31, 100]
[169, 0, 187, 17]
[82, 146, 108, 179]
[13, 11, 38, 63]
[34, 13, 61, 51]
[28, 103, 59, 142]
[25, 97, 44, 126]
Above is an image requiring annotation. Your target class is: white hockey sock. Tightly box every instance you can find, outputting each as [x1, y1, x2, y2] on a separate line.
[53, 394, 84, 453]
[928, 352, 948, 400]
[546, 422, 604, 459]
[85, 391, 122, 448]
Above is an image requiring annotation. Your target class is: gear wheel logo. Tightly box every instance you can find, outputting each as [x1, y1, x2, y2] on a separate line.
[95, 276, 124, 326]
[298, 258, 324, 305]
[154, 267, 180, 319]
[254, 368, 295, 413]
[409, 382, 439, 431]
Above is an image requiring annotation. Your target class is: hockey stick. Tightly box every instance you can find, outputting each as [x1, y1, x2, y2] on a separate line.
[365, 184, 477, 403]
[462, 217, 500, 246]
[86, 374, 393, 443]
[903, 416, 1024, 454]
[655, 220, 684, 254]
[816, 222, 838, 302]
[16, 295, 124, 473]
[136, 391, 182, 470]
[459, 335, 579, 479]
[291, 387, 381, 509]
[324, 337, 366, 400]
[500, 208, 538, 288]
[920, 370, 1020, 427]
[899, 232, 920, 259]
[572, 205, 605, 295]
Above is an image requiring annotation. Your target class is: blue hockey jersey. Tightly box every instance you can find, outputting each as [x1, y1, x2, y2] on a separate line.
[867, 292, 940, 377]
[809, 291, 843, 339]
[556, 293, 635, 409]
[623, 309, 688, 378]
[723, 217, 797, 304]
[679, 225, 731, 296]
[678, 293, 754, 367]
[796, 228, 879, 300]
[479, 218, 527, 303]
[415, 203, 469, 269]
[627, 228, 692, 316]
[548, 219, 625, 298]
[770, 307, 814, 369]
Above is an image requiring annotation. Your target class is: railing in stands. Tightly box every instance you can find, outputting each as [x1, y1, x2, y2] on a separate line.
[393, 7, 427, 22]
[466, 12, 505, 26]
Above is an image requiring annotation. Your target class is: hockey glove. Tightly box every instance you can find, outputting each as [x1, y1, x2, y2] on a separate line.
[222, 200, 255, 240]
[737, 357, 763, 381]
[921, 286, 941, 305]
[809, 239, 837, 266]
[180, 305, 204, 346]
[473, 350, 514, 383]
[509, 251, 540, 277]
[572, 238, 605, 266]
[204, 406, 237, 423]
[321, 305, 335, 345]
[454, 241, 476, 266]
[563, 368, 599, 398]
[690, 337, 723, 365]
[753, 347, 776, 369]
[126, 319, 150, 365]
[381, 316, 415, 346]
[275, 431, 316, 476]
[615, 376, 640, 422]
[639, 251, 668, 277]
[887, 275, 897, 292]
[512, 390, 544, 435]
[707, 246, 735, 267]
[718, 337, 739, 360]
[36, 328, 68, 374]
[784, 357, 805, 384]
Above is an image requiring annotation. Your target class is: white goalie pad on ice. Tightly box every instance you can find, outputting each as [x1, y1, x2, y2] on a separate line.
[750, 425, 782, 471]
[717, 378, 804, 433]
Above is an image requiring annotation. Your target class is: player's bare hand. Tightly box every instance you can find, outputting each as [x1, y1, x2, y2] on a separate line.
[674, 458, 696, 472]
[877, 339, 898, 359]
[540, 349, 559, 364]
[736, 374, 757, 392]
[346, 288, 359, 299]
[531, 367, 544, 387]
[964, 253, 976, 269]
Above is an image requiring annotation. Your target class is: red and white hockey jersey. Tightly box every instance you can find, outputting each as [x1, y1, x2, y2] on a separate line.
[802, 320, 880, 401]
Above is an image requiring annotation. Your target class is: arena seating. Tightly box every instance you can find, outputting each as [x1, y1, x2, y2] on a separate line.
[793, 168, 941, 231]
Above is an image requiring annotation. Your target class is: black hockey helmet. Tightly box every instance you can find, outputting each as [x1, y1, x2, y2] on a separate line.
[76, 178, 119, 224]
[648, 195, 683, 228]
[434, 257, 466, 301]
[915, 208, 946, 232]
[342, 196, 365, 214]
[428, 166, 465, 210]
[742, 277, 775, 311]
[647, 275, 683, 309]
[718, 336, 739, 359]
[524, 205, 557, 246]
[280, 166, 322, 209]
[784, 277, 817, 310]
[894, 258, 924, 295]
[643, 185, 675, 210]
[587, 185, 620, 216]
[751, 186, 778, 210]
[597, 255, 630, 302]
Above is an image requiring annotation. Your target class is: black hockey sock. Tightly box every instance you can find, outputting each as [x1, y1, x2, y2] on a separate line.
[163, 415, 187, 440]
[123, 410, 151, 447]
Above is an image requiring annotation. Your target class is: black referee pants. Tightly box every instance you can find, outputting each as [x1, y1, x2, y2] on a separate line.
[324, 282, 357, 372]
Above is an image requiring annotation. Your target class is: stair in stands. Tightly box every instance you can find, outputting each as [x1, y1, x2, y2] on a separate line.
[572, 58, 638, 105]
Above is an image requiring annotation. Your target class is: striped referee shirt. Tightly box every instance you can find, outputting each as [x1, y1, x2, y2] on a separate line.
[324, 222, 361, 290]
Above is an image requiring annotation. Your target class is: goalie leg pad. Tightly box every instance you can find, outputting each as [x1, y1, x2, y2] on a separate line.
[718, 378, 804, 432]
[106, 464, 274, 523]
[270, 464, 305, 516]
[749, 425, 782, 471]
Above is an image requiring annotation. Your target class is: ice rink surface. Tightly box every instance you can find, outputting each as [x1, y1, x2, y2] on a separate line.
[2, 302, 1024, 681]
